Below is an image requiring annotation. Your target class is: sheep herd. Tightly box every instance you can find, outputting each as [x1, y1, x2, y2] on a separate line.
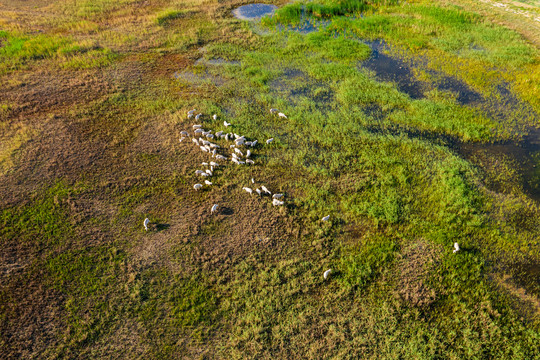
[181, 108, 287, 212]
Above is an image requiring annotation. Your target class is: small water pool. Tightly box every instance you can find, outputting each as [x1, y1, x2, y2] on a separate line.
[232, 4, 277, 20]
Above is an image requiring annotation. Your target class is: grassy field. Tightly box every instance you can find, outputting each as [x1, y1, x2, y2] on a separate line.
[1, 0, 540, 358]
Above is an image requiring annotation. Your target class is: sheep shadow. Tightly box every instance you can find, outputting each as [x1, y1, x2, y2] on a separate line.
[221, 207, 234, 215]
[155, 223, 170, 232]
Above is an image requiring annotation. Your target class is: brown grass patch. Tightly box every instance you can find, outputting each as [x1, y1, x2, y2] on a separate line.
[396, 239, 443, 308]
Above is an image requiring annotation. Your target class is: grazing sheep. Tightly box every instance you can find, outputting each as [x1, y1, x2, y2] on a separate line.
[143, 218, 150, 231]
[272, 198, 284, 206]
[453, 242, 460, 253]
[211, 204, 218, 213]
[322, 215, 330, 222]
[243, 187, 253, 194]
[266, 138, 274, 144]
[193, 184, 203, 190]
[323, 269, 332, 280]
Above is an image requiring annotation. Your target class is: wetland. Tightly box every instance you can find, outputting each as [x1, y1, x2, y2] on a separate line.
[1, 0, 540, 358]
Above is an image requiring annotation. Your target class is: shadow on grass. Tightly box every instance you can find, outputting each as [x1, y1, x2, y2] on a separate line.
[221, 207, 234, 215]
[155, 223, 170, 231]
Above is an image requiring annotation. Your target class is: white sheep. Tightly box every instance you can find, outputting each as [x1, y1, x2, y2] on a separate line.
[323, 269, 332, 280]
[143, 218, 150, 231]
[272, 198, 284, 206]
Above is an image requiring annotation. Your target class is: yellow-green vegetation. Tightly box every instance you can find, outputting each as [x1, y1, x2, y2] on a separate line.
[0, 30, 116, 73]
[0, 122, 35, 176]
[1, 0, 540, 358]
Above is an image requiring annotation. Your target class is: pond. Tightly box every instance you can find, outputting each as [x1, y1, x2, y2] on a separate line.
[232, 4, 277, 21]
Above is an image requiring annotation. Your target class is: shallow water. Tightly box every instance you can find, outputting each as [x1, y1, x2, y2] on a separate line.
[232, 4, 277, 21]
[360, 40, 484, 104]
[457, 127, 540, 201]
[268, 68, 335, 108]
[361, 40, 425, 99]
[356, 40, 540, 200]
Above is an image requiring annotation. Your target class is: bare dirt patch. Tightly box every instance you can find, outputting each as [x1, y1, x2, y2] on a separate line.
[396, 240, 443, 308]
[1, 68, 112, 119]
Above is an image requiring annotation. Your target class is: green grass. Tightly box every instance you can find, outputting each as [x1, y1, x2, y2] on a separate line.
[46, 246, 126, 354]
[0, 182, 75, 249]
[0, 31, 115, 73]
[155, 9, 185, 26]
[340, 233, 398, 288]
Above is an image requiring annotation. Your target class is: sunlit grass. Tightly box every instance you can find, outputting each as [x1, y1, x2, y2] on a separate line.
[0, 31, 116, 73]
